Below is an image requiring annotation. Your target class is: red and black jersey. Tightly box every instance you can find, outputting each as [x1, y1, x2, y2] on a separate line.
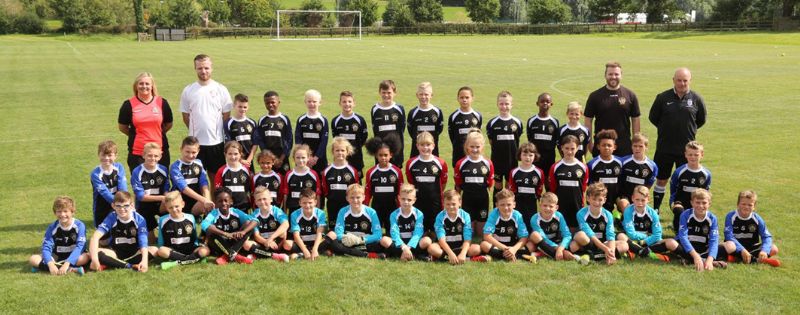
[214, 164, 253, 211]
[322, 164, 360, 224]
[118, 96, 172, 156]
[364, 165, 403, 220]
[548, 160, 589, 228]
[331, 113, 369, 175]
[507, 165, 544, 222]
[405, 155, 448, 222]
[253, 171, 282, 204]
[280, 168, 321, 212]
[407, 105, 444, 157]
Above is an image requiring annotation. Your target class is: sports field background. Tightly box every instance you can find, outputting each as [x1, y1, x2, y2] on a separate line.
[0, 32, 798, 313]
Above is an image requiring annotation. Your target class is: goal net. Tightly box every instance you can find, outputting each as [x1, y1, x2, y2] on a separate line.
[275, 10, 362, 40]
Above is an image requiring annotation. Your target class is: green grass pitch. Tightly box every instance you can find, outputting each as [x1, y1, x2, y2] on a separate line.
[0, 32, 798, 313]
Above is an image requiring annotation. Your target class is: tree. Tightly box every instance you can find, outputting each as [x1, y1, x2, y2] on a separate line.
[232, 0, 279, 27]
[676, 0, 715, 21]
[629, 0, 682, 23]
[382, 0, 414, 27]
[407, 0, 443, 23]
[588, 0, 633, 21]
[564, 0, 590, 22]
[341, 0, 379, 26]
[527, 0, 572, 23]
[198, 0, 231, 26]
[134, 0, 145, 32]
[169, 0, 201, 27]
[465, 0, 500, 23]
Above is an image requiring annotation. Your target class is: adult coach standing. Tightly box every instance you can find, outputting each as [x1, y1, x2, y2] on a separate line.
[649, 67, 706, 211]
[180, 54, 232, 177]
[118, 72, 173, 170]
[584, 62, 641, 157]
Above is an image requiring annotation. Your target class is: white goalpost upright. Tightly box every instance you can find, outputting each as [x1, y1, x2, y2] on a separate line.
[275, 10, 362, 41]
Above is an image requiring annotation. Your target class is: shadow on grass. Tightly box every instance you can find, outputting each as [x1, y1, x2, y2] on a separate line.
[0, 223, 47, 233]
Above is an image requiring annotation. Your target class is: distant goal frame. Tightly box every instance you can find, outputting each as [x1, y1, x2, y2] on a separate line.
[275, 10, 362, 41]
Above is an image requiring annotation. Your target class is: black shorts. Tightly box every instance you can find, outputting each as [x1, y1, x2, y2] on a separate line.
[199, 143, 225, 177]
[486, 245, 531, 259]
[384, 242, 427, 258]
[462, 190, 489, 222]
[137, 205, 160, 231]
[653, 151, 687, 180]
[676, 245, 726, 261]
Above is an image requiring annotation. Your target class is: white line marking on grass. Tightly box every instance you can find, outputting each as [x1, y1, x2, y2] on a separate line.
[66, 42, 81, 55]
[0, 134, 116, 144]
[549, 76, 583, 98]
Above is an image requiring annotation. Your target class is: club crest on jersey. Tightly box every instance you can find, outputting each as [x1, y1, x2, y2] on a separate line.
[352, 123, 359, 131]
[618, 97, 627, 106]
[245, 124, 253, 133]
[240, 174, 247, 182]
[431, 115, 438, 123]
[315, 123, 322, 131]
[699, 177, 706, 185]
[749, 224, 757, 232]
[480, 209, 488, 218]
[360, 221, 369, 230]
[156, 177, 164, 185]
[272, 180, 279, 187]
[193, 165, 200, 174]
[598, 222, 606, 231]
[642, 169, 649, 177]
[231, 220, 239, 229]
[456, 224, 463, 232]
[579, 134, 585, 142]
[431, 166, 439, 174]
[389, 175, 397, 183]
[391, 113, 399, 122]
[575, 170, 583, 177]
[550, 222, 558, 231]
[70, 234, 76, 241]
[613, 166, 621, 175]
[510, 124, 518, 132]
[471, 118, 478, 126]
[702, 226, 709, 234]
[186, 225, 193, 234]
[644, 221, 651, 229]
[276, 121, 284, 129]
[129, 227, 137, 236]
[269, 221, 277, 229]
[480, 166, 488, 175]
[507, 226, 515, 235]
[344, 173, 352, 181]
[532, 177, 539, 185]
[548, 125, 555, 133]
[305, 180, 314, 188]
[687, 99, 694, 107]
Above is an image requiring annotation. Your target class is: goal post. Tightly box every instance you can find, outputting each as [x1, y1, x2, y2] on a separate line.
[276, 10, 362, 41]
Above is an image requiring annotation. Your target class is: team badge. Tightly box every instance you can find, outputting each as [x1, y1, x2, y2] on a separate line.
[547, 125, 555, 133]
[246, 124, 252, 133]
[748, 224, 757, 232]
[579, 134, 585, 142]
[432, 115, 438, 123]
[186, 225, 193, 234]
[389, 175, 397, 183]
[360, 221, 369, 230]
[231, 220, 239, 229]
[156, 177, 164, 185]
[687, 100, 694, 107]
[613, 166, 621, 175]
[644, 221, 651, 229]
[575, 170, 583, 177]
[431, 166, 439, 174]
[508, 227, 515, 235]
[70, 234, 76, 241]
[642, 169, 648, 177]
[480, 209, 488, 219]
[599, 222, 606, 231]
[471, 118, 478, 126]
[276, 121, 284, 129]
[456, 224, 463, 232]
[550, 222, 558, 231]
[270, 221, 277, 229]
[240, 175, 247, 182]
[315, 123, 322, 131]
[532, 177, 538, 185]
[702, 226, 709, 234]
[391, 113, 399, 122]
[193, 165, 200, 174]
[618, 97, 627, 106]
[272, 180, 279, 188]
[305, 180, 314, 188]
[344, 173, 352, 181]
[480, 166, 488, 175]
[699, 177, 706, 185]
[129, 227, 137, 236]
[352, 123, 359, 131]
[152, 107, 160, 114]
[510, 124, 518, 132]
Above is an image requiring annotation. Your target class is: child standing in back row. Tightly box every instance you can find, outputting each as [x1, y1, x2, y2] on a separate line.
[371, 80, 406, 168]
[448, 86, 482, 168]
[558, 102, 591, 162]
[331, 91, 369, 176]
[295, 89, 329, 187]
[486, 91, 523, 206]
[224, 93, 258, 172]
[407, 82, 444, 158]
[526, 93, 559, 184]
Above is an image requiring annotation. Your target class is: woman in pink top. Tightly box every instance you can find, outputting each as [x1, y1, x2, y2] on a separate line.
[118, 72, 174, 170]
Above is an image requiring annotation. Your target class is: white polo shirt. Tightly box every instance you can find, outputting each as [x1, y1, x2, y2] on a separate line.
[179, 80, 232, 146]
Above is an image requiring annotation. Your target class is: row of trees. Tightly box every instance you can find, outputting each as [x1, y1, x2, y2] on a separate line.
[0, 0, 797, 34]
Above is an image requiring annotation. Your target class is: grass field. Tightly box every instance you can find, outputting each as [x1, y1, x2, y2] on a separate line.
[0, 32, 798, 313]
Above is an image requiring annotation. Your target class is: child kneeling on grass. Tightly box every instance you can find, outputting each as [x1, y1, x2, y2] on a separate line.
[29, 196, 90, 276]
[201, 188, 258, 265]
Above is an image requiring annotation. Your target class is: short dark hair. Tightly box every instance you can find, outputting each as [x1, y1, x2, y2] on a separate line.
[379, 80, 396, 92]
[234, 93, 249, 103]
[181, 136, 200, 148]
[264, 90, 279, 99]
[194, 54, 211, 63]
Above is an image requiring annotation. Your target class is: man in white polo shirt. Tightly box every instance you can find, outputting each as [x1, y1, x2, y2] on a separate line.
[180, 54, 232, 179]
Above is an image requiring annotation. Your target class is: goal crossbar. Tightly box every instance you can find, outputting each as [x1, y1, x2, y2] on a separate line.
[275, 10, 362, 41]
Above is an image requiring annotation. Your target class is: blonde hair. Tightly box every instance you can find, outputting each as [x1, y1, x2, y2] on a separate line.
[540, 192, 558, 205]
[686, 140, 704, 152]
[304, 89, 321, 101]
[566, 101, 582, 114]
[494, 189, 515, 202]
[164, 191, 184, 204]
[737, 190, 758, 204]
[417, 82, 432, 94]
[497, 90, 512, 99]
[443, 189, 461, 201]
[253, 186, 272, 199]
[632, 133, 649, 146]
[463, 129, 484, 155]
[399, 183, 417, 196]
[586, 182, 608, 198]
[143, 142, 162, 154]
[691, 188, 712, 201]
[293, 144, 311, 159]
[52, 196, 75, 213]
[331, 136, 354, 157]
[346, 183, 365, 196]
[632, 185, 650, 199]
[416, 131, 435, 145]
[132, 72, 158, 96]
